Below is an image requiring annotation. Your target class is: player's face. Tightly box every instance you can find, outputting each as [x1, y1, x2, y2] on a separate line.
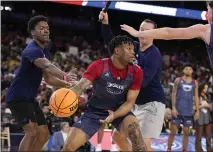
[33, 21, 50, 43]
[207, 5, 212, 23]
[183, 67, 193, 76]
[203, 84, 208, 93]
[139, 22, 155, 45]
[120, 43, 135, 65]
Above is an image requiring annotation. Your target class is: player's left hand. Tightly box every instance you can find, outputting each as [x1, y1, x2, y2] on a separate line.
[66, 68, 78, 83]
[64, 82, 74, 88]
[120, 24, 138, 37]
[100, 110, 114, 123]
[194, 111, 199, 121]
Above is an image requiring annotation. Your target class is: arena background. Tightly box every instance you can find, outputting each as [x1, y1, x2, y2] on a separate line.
[1, 1, 213, 151]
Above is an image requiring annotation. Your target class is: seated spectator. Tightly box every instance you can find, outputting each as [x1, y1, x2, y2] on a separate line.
[51, 122, 70, 151]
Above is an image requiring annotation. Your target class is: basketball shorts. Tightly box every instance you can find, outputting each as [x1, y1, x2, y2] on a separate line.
[172, 115, 193, 127]
[132, 101, 165, 139]
[73, 105, 134, 140]
[7, 100, 47, 127]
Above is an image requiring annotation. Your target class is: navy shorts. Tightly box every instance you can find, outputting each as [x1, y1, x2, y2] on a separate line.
[73, 105, 134, 139]
[7, 100, 46, 127]
[172, 115, 193, 127]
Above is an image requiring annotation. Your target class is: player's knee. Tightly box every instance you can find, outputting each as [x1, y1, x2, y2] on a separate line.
[112, 130, 121, 141]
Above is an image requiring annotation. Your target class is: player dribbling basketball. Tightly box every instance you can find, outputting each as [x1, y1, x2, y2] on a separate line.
[61, 35, 147, 151]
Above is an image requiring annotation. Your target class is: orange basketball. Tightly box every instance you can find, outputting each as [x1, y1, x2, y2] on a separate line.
[49, 88, 78, 118]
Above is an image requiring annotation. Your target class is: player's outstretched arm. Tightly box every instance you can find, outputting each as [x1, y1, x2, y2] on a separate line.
[34, 58, 77, 82]
[121, 24, 207, 40]
[72, 59, 101, 96]
[99, 10, 114, 56]
[70, 78, 92, 96]
[43, 72, 73, 88]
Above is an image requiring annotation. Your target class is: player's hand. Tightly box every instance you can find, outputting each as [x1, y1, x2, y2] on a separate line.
[171, 107, 178, 118]
[66, 68, 78, 83]
[99, 10, 109, 24]
[194, 111, 199, 121]
[100, 110, 114, 123]
[64, 82, 74, 88]
[120, 24, 139, 37]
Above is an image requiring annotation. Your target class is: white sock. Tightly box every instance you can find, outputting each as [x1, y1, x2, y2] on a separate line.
[97, 144, 101, 148]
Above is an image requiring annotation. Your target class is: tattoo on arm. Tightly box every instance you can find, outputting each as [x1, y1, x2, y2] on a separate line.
[71, 78, 91, 96]
[128, 122, 147, 151]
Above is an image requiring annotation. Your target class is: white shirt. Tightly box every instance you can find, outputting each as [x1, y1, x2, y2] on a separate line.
[61, 131, 68, 142]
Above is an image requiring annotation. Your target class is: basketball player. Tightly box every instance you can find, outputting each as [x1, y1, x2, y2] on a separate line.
[99, 11, 165, 151]
[62, 35, 147, 151]
[121, 2, 213, 70]
[167, 63, 199, 152]
[6, 15, 77, 151]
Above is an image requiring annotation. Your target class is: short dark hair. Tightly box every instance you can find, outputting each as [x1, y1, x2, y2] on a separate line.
[207, 1, 213, 8]
[143, 19, 157, 29]
[27, 15, 48, 33]
[108, 35, 134, 53]
[183, 63, 194, 70]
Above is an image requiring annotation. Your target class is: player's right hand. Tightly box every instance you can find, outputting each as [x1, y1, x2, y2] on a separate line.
[120, 24, 139, 37]
[171, 108, 178, 118]
[99, 10, 109, 24]
[66, 68, 78, 83]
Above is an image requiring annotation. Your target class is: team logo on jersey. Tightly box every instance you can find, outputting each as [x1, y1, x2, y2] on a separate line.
[182, 84, 193, 92]
[106, 82, 127, 95]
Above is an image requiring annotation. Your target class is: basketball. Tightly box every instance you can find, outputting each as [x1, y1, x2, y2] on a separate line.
[49, 88, 78, 118]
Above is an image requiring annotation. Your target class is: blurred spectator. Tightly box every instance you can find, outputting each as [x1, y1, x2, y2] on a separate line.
[162, 52, 170, 67]
[195, 83, 212, 152]
[51, 122, 70, 151]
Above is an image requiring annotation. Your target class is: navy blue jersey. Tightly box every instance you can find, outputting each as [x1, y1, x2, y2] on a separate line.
[6, 40, 51, 102]
[88, 59, 134, 110]
[206, 23, 213, 70]
[102, 24, 165, 105]
[176, 77, 196, 116]
[134, 42, 165, 104]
